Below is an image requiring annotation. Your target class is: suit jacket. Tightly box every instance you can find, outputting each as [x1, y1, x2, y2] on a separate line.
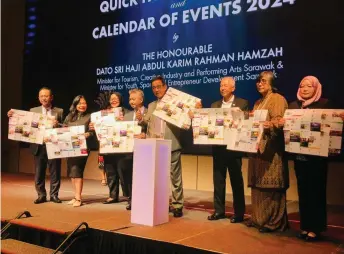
[123, 107, 148, 133]
[211, 96, 249, 156]
[143, 101, 182, 152]
[123, 108, 133, 121]
[121, 107, 148, 158]
[30, 106, 64, 156]
[210, 96, 249, 111]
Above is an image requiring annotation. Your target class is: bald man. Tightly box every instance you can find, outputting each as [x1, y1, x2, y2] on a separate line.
[208, 77, 248, 222]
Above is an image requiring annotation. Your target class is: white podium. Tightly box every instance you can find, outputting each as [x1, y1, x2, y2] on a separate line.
[131, 139, 172, 226]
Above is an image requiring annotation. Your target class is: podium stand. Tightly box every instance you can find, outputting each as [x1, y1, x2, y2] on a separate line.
[131, 139, 172, 226]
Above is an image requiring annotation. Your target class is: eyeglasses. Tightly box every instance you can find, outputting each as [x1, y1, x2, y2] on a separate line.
[257, 79, 268, 85]
[152, 85, 164, 90]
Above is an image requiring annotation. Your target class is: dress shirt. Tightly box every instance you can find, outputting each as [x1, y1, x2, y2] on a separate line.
[221, 95, 235, 108]
[42, 106, 52, 116]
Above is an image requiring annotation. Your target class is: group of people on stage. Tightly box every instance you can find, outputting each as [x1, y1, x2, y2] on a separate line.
[7, 71, 344, 242]
[194, 72, 343, 242]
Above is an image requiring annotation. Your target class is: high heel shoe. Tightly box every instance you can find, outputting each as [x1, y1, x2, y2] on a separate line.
[67, 198, 76, 205]
[73, 199, 82, 207]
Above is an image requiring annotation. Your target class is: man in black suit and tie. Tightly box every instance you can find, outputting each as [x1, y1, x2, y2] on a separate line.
[118, 88, 147, 211]
[8, 87, 64, 204]
[208, 77, 248, 222]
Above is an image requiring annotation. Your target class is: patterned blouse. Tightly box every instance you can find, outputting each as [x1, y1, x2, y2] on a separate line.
[248, 92, 289, 190]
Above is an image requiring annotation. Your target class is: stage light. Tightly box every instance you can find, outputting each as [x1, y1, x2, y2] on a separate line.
[28, 24, 36, 29]
[29, 7, 36, 12]
[27, 32, 36, 37]
[26, 41, 33, 45]
[28, 16, 37, 21]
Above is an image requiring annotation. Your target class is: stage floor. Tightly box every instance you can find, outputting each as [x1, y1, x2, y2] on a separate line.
[1, 172, 344, 253]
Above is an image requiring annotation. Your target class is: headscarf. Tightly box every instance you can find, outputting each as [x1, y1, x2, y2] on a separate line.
[297, 76, 322, 108]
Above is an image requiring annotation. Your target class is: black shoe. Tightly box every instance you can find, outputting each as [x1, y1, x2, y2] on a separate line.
[50, 196, 62, 203]
[230, 215, 244, 223]
[34, 197, 47, 204]
[126, 203, 131, 210]
[173, 208, 183, 218]
[297, 231, 308, 240]
[259, 227, 273, 233]
[305, 232, 320, 242]
[207, 213, 226, 221]
[103, 198, 119, 204]
[245, 220, 254, 228]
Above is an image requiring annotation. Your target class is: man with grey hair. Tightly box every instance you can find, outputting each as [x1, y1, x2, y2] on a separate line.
[128, 88, 145, 121]
[208, 77, 248, 222]
[118, 88, 147, 210]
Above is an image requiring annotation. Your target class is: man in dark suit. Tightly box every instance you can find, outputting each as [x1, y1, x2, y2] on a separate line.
[140, 76, 184, 217]
[208, 77, 248, 222]
[118, 88, 147, 211]
[30, 87, 64, 204]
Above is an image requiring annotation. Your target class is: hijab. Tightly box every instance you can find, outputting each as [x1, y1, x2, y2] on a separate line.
[297, 76, 322, 108]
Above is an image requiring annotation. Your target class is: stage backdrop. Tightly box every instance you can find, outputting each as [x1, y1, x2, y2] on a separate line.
[21, 0, 344, 154]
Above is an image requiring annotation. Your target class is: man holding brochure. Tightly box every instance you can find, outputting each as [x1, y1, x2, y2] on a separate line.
[8, 87, 64, 204]
[138, 75, 184, 218]
[118, 88, 147, 211]
[208, 77, 248, 222]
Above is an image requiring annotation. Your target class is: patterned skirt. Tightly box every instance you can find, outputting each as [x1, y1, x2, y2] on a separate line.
[248, 153, 289, 231]
[250, 188, 289, 231]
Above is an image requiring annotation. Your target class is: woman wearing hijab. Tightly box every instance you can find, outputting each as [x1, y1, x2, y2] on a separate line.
[285, 76, 337, 241]
[247, 71, 289, 233]
[64, 95, 92, 207]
